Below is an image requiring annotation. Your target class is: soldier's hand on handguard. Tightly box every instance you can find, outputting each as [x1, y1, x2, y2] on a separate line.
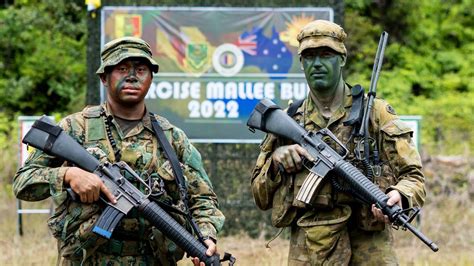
[272, 144, 314, 174]
[191, 239, 217, 266]
[371, 190, 402, 223]
[64, 167, 116, 204]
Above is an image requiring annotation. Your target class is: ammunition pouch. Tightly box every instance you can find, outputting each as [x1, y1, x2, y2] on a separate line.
[97, 239, 154, 256]
[149, 227, 185, 266]
[48, 201, 107, 260]
[296, 205, 352, 264]
[270, 171, 297, 228]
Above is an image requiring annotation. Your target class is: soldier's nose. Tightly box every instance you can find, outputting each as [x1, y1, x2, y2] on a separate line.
[125, 75, 138, 82]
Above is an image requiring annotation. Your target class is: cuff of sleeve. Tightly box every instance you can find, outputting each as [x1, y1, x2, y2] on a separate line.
[49, 166, 69, 205]
[199, 222, 218, 241]
[264, 159, 282, 185]
[388, 184, 413, 209]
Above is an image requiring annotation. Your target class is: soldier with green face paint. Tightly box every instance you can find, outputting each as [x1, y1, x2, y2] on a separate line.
[13, 37, 224, 266]
[251, 20, 426, 265]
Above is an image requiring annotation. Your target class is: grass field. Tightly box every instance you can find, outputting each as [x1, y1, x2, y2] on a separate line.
[1, 189, 472, 266]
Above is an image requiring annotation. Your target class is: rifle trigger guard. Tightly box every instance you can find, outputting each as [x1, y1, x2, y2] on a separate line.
[302, 157, 316, 170]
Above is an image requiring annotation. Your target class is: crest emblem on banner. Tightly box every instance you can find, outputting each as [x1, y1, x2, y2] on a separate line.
[186, 44, 208, 70]
[114, 14, 142, 38]
[156, 26, 214, 76]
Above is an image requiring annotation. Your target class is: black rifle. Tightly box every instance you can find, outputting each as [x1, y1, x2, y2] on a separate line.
[247, 99, 439, 252]
[23, 116, 235, 265]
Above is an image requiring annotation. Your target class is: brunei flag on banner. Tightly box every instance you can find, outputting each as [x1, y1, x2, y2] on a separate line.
[114, 14, 142, 38]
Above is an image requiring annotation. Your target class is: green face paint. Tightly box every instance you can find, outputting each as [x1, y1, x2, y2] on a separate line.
[105, 58, 153, 106]
[301, 47, 343, 94]
[113, 60, 151, 92]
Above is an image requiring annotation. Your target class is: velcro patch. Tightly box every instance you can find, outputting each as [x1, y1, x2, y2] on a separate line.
[386, 104, 397, 115]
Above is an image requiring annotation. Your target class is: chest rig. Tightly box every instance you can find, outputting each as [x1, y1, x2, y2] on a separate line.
[286, 83, 382, 201]
[83, 106, 206, 244]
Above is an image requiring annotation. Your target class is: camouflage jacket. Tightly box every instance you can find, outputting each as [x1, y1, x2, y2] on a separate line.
[251, 85, 426, 229]
[13, 103, 224, 262]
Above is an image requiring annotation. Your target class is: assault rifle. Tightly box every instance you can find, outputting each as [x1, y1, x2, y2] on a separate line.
[247, 99, 439, 252]
[23, 116, 235, 265]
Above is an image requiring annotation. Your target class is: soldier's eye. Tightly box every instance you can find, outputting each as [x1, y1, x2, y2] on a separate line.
[321, 51, 334, 58]
[303, 53, 316, 60]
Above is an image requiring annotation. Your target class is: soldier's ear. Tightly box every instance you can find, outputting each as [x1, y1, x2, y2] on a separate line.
[340, 54, 347, 67]
[99, 73, 108, 86]
[299, 56, 304, 70]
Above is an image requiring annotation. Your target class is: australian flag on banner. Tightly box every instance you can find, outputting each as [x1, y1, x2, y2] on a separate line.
[237, 27, 293, 78]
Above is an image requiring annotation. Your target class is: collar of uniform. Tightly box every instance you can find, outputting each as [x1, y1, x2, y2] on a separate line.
[100, 103, 173, 133]
[326, 84, 353, 126]
[144, 112, 173, 132]
[343, 83, 353, 109]
[82, 104, 103, 118]
[305, 84, 352, 128]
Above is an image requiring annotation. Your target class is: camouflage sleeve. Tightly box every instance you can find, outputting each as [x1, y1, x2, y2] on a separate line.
[13, 149, 70, 203]
[375, 100, 426, 209]
[250, 134, 282, 210]
[172, 127, 225, 240]
[12, 116, 81, 205]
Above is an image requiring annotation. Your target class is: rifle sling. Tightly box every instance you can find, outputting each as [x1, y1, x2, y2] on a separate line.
[287, 99, 305, 117]
[149, 113, 205, 241]
[343, 84, 365, 130]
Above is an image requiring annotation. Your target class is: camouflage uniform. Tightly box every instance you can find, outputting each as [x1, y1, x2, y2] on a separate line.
[13, 37, 224, 265]
[251, 20, 426, 266]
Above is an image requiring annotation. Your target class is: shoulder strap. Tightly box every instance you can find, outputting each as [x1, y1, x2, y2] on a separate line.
[149, 114, 187, 200]
[287, 99, 304, 117]
[343, 84, 365, 131]
[149, 113, 205, 242]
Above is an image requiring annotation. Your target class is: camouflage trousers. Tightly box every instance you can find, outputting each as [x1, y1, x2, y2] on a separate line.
[58, 253, 159, 266]
[288, 219, 398, 266]
[57, 231, 184, 266]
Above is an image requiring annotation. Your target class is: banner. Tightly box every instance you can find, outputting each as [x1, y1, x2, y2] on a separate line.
[101, 7, 334, 142]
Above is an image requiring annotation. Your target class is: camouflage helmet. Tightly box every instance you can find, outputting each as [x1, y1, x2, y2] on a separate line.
[96, 36, 159, 74]
[297, 20, 347, 55]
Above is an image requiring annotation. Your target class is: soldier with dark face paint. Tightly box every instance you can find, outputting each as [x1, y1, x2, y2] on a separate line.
[251, 20, 426, 265]
[13, 37, 224, 266]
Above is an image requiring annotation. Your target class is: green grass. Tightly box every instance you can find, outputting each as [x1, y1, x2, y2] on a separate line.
[1, 187, 472, 265]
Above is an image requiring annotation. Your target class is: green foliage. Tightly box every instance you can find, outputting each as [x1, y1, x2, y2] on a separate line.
[0, 0, 87, 116]
[0, 112, 19, 186]
[344, 0, 473, 154]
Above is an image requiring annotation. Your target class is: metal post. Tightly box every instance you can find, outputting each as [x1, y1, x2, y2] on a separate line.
[16, 116, 55, 235]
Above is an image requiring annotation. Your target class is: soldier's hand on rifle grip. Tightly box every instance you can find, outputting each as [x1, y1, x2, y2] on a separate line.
[371, 190, 402, 223]
[64, 167, 116, 204]
[272, 144, 314, 174]
[191, 239, 217, 266]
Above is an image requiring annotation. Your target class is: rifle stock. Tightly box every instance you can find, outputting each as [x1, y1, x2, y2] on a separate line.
[247, 99, 439, 252]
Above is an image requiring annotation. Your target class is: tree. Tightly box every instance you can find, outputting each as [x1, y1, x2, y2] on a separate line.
[0, 0, 87, 116]
[344, 0, 473, 154]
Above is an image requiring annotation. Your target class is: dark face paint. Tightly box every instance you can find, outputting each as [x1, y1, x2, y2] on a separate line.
[105, 58, 153, 107]
[301, 47, 344, 95]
